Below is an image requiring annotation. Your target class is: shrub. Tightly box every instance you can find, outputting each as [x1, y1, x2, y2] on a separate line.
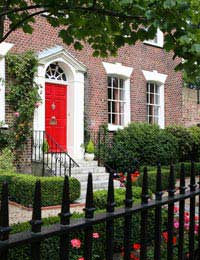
[93, 186, 143, 209]
[164, 125, 193, 162]
[188, 125, 200, 161]
[0, 148, 16, 172]
[0, 171, 80, 206]
[105, 123, 178, 171]
[86, 139, 95, 153]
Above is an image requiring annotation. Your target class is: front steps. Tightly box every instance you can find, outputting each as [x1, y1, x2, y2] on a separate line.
[72, 160, 120, 200]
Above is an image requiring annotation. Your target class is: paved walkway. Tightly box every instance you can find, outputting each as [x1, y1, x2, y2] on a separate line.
[9, 202, 85, 225]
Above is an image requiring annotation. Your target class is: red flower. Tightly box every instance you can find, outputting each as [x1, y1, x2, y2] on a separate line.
[162, 232, 176, 245]
[93, 232, 100, 239]
[71, 238, 81, 248]
[133, 243, 141, 250]
[78, 258, 84, 260]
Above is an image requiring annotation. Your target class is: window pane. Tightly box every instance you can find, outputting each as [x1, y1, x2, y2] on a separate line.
[120, 89, 124, 100]
[150, 93, 154, 104]
[108, 113, 111, 124]
[108, 77, 112, 87]
[112, 101, 116, 113]
[155, 94, 160, 105]
[120, 79, 124, 89]
[113, 77, 118, 88]
[108, 87, 112, 99]
[112, 113, 117, 124]
[149, 105, 153, 116]
[119, 102, 124, 114]
[113, 88, 119, 100]
[154, 106, 159, 117]
[155, 84, 159, 93]
[150, 83, 154, 93]
[119, 114, 124, 125]
[108, 101, 111, 113]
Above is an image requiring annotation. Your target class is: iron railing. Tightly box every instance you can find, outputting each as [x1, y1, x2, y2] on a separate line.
[0, 163, 199, 259]
[32, 130, 79, 176]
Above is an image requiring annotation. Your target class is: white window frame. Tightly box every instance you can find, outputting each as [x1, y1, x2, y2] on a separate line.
[142, 70, 167, 128]
[146, 82, 160, 124]
[143, 28, 164, 48]
[0, 42, 13, 127]
[103, 62, 133, 131]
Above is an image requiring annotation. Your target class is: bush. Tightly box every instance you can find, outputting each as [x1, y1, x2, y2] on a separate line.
[0, 171, 80, 206]
[188, 125, 200, 161]
[0, 148, 15, 171]
[164, 125, 193, 162]
[86, 139, 95, 153]
[93, 186, 143, 209]
[105, 123, 178, 171]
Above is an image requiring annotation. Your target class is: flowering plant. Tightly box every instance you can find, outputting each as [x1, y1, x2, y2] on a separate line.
[114, 170, 140, 187]
[70, 232, 100, 260]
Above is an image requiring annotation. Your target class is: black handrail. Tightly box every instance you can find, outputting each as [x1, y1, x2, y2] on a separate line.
[32, 130, 79, 176]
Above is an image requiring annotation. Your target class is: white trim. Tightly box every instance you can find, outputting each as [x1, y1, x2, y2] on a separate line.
[143, 28, 164, 48]
[103, 62, 133, 78]
[34, 46, 86, 159]
[142, 69, 167, 128]
[0, 42, 14, 123]
[103, 62, 132, 131]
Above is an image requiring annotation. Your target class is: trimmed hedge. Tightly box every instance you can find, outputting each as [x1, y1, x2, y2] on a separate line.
[135, 162, 200, 193]
[0, 170, 80, 206]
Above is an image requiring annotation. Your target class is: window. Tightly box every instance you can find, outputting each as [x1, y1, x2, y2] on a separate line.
[146, 82, 160, 124]
[143, 28, 164, 48]
[45, 63, 67, 81]
[102, 62, 133, 131]
[142, 70, 167, 128]
[108, 76, 125, 126]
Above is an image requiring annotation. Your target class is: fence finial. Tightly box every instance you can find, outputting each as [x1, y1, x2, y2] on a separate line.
[168, 165, 175, 197]
[125, 171, 133, 208]
[30, 180, 42, 233]
[190, 161, 196, 191]
[107, 172, 116, 212]
[84, 173, 95, 219]
[141, 167, 149, 204]
[180, 163, 186, 194]
[0, 181, 10, 241]
[60, 176, 72, 225]
[155, 163, 163, 200]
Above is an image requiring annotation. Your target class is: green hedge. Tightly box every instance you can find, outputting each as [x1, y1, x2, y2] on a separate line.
[105, 123, 178, 172]
[7, 187, 165, 260]
[0, 171, 80, 206]
[135, 162, 200, 193]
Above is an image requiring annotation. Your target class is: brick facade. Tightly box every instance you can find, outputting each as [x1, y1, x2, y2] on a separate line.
[182, 88, 200, 127]
[4, 15, 184, 171]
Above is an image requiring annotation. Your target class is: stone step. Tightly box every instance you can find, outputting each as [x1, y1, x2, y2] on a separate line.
[71, 166, 106, 174]
[71, 172, 109, 182]
[76, 160, 98, 167]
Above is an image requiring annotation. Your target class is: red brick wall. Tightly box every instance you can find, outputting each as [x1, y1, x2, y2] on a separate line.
[182, 88, 200, 127]
[5, 15, 183, 168]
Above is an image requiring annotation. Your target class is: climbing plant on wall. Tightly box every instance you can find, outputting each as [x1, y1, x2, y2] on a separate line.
[6, 51, 41, 148]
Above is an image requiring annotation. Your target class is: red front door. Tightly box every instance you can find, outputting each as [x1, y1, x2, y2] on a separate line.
[45, 82, 67, 151]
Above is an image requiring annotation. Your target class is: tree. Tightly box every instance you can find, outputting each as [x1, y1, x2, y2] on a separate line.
[0, 0, 200, 80]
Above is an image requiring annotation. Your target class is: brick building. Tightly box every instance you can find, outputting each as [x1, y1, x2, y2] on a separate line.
[0, 16, 186, 171]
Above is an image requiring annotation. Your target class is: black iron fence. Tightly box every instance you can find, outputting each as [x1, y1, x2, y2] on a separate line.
[32, 130, 79, 176]
[0, 163, 200, 259]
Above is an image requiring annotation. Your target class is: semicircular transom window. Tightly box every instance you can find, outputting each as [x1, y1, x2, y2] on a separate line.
[45, 63, 67, 81]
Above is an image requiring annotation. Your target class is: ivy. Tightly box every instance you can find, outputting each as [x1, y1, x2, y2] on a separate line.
[6, 51, 41, 149]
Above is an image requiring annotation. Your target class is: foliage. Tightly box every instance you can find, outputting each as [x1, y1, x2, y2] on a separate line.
[164, 125, 193, 162]
[6, 51, 41, 149]
[0, 148, 16, 172]
[0, 1, 200, 79]
[42, 139, 49, 153]
[85, 139, 95, 154]
[0, 127, 12, 150]
[93, 186, 143, 210]
[188, 125, 200, 161]
[105, 123, 178, 171]
[0, 171, 80, 206]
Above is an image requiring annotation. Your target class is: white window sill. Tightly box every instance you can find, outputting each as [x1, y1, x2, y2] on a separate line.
[143, 41, 163, 48]
[0, 124, 8, 129]
[108, 124, 124, 131]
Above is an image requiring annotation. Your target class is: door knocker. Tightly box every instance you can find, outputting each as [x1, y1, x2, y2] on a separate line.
[50, 116, 57, 125]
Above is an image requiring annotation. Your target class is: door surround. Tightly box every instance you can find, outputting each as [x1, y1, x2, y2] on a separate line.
[33, 46, 87, 159]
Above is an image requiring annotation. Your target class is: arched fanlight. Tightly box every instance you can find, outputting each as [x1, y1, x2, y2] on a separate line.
[45, 63, 67, 81]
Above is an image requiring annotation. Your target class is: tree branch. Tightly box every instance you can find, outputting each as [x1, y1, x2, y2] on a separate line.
[0, 9, 48, 43]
